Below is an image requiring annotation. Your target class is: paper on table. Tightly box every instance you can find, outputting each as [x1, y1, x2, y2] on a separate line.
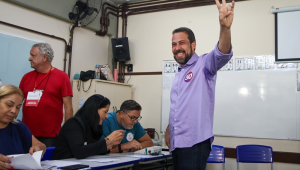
[84, 158, 119, 163]
[8, 150, 43, 169]
[126, 155, 152, 158]
[41, 160, 81, 168]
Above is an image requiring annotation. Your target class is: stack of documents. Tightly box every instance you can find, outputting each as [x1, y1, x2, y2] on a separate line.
[7, 151, 82, 169]
[8, 151, 44, 169]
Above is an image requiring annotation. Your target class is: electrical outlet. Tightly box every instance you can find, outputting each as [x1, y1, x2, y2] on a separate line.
[127, 64, 133, 72]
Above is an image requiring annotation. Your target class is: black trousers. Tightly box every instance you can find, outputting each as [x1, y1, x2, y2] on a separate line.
[172, 139, 211, 170]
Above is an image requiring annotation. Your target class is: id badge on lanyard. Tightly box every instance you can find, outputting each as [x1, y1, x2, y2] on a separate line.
[25, 90, 43, 107]
[26, 67, 52, 107]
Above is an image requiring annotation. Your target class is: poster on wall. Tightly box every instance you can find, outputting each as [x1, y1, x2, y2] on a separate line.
[277, 63, 288, 69]
[255, 56, 266, 70]
[219, 58, 233, 71]
[164, 61, 179, 73]
[277, 63, 298, 69]
[265, 55, 275, 70]
[235, 57, 254, 71]
[287, 63, 298, 69]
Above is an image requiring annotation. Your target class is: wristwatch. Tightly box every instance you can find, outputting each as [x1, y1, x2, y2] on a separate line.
[105, 138, 112, 150]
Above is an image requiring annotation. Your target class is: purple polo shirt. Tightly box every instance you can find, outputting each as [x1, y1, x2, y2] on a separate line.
[169, 43, 233, 151]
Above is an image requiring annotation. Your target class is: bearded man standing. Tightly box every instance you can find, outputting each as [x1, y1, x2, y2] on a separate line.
[165, 0, 235, 169]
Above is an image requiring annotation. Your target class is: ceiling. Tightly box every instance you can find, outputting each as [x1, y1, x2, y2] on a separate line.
[108, 0, 150, 5]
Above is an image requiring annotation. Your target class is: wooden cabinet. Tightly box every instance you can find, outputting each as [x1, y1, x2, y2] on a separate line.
[72, 80, 132, 115]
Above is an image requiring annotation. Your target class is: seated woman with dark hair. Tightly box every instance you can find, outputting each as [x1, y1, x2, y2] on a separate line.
[52, 94, 124, 160]
[0, 84, 46, 170]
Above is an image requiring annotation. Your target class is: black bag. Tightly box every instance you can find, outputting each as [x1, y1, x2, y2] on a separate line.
[77, 70, 95, 92]
[79, 70, 95, 81]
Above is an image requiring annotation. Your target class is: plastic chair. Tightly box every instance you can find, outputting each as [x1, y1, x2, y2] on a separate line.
[207, 145, 225, 170]
[41, 147, 55, 161]
[236, 145, 273, 170]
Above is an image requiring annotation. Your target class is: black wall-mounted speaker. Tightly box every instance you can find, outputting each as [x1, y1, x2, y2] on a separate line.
[111, 37, 130, 62]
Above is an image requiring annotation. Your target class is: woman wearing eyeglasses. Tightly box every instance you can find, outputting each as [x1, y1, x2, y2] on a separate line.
[52, 94, 124, 160]
[101, 100, 153, 153]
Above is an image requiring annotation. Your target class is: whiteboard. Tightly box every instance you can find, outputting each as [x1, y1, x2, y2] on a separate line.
[161, 59, 300, 140]
[0, 32, 39, 120]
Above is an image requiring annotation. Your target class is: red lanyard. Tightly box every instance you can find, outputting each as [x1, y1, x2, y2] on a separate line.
[34, 66, 52, 90]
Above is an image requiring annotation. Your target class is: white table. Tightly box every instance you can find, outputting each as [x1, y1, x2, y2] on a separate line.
[47, 152, 172, 170]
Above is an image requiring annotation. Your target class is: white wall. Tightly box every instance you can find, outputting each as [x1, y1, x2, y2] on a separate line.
[125, 0, 300, 169]
[0, 0, 109, 83]
[1, 0, 300, 168]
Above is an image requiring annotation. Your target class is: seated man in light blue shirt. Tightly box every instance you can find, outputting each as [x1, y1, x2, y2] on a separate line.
[101, 100, 153, 153]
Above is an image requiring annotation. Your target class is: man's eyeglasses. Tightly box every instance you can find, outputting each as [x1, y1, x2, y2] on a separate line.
[123, 110, 142, 121]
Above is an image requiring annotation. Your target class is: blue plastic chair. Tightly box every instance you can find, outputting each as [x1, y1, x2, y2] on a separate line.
[41, 147, 55, 161]
[236, 145, 273, 170]
[207, 145, 225, 170]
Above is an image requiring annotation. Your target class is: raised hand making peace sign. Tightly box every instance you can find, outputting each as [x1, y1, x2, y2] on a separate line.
[215, 0, 235, 28]
[215, 0, 235, 54]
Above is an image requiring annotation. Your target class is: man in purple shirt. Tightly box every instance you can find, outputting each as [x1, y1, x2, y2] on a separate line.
[164, 0, 235, 169]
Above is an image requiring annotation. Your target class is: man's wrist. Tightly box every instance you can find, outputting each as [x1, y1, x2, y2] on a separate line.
[118, 144, 123, 153]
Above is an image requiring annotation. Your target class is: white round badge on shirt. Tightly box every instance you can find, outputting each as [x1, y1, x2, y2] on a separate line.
[126, 132, 134, 141]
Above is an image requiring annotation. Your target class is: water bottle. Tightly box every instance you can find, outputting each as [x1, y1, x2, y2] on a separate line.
[114, 69, 118, 82]
[74, 73, 80, 80]
[95, 65, 100, 79]
[161, 131, 166, 147]
[94, 65, 98, 79]
[0, 79, 2, 87]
